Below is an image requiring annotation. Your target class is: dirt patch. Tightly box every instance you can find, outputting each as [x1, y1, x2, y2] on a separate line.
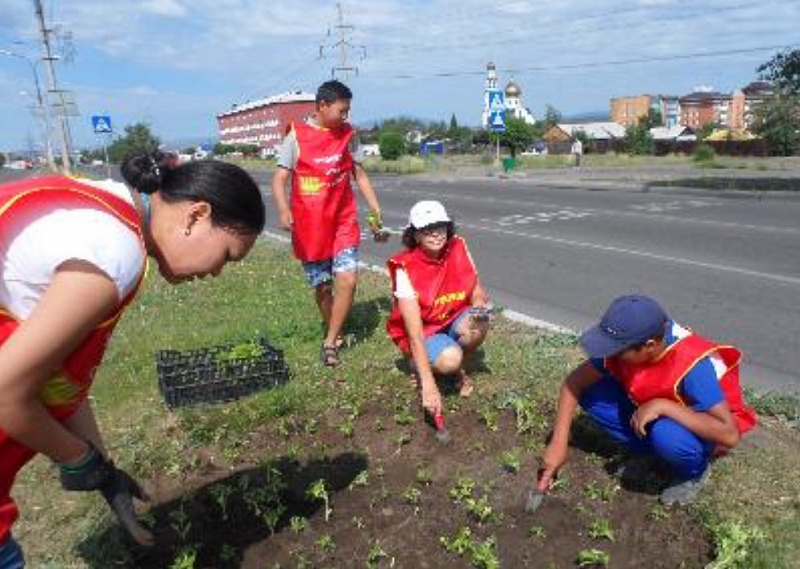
[79, 397, 711, 568]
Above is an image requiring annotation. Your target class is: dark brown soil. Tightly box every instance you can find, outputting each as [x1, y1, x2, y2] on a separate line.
[79, 397, 712, 568]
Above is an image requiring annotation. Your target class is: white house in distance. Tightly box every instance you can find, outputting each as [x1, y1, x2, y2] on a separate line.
[482, 62, 536, 127]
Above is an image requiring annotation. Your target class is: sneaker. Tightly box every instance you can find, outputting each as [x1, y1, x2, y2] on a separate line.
[659, 466, 711, 506]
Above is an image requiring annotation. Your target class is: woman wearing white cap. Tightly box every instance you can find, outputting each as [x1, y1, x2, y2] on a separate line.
[386, 201, 490, 417]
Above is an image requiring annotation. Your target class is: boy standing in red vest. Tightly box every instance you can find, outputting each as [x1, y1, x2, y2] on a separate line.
[272, 80, 384, 366]
[537, 294, 756, 505]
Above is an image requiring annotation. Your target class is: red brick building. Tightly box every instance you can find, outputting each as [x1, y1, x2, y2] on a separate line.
[216, 91, 316, 155]
[679, 89, 731, 129]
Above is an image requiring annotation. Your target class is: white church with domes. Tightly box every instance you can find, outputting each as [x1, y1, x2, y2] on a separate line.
[482, 62, 536, 127]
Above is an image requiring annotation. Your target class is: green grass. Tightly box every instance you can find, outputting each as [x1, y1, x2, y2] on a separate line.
[360, 155, 429, 174]
[10, 240, 800, 567]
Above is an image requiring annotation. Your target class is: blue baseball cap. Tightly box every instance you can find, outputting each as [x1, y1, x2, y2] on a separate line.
[579, 294, 668, 358]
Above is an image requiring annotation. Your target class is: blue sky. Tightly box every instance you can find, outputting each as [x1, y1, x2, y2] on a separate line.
[0, 0, 798, 152]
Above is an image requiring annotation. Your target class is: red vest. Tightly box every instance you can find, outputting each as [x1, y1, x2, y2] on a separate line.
[289, 121, 360, 262]
[386, 236, 478, 353]
[0, 175, 146, 543]
[605, 332, 757, 434]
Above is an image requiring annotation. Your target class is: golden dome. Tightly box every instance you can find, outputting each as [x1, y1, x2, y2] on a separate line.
[505, 80, 521, 97]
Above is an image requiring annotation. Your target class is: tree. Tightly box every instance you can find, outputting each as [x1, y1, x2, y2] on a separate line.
[757, 48, 800, 94]
[378, 131, 405, 160]
[500, 117, 536, 158]
[543, 104, 562, 129]
[0, 153, 5, 168]
[449, 113, 458, 132]
[107, 123, 161, 163]
[625, 116, 654, 155]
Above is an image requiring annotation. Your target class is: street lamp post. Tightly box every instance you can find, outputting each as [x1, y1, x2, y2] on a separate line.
[0, 48, 56, 171]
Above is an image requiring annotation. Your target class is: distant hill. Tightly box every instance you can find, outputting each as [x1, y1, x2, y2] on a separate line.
[562, 110, 611, 123]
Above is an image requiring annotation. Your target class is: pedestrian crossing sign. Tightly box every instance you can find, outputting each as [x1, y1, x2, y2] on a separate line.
[489, 109, 506, 133]
[488, 89, 505, 112]
[92, 115, 113, 134]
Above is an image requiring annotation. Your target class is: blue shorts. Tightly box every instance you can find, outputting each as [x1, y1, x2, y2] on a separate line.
[424, 309, 471, 365]
[0, 536, 24, 569]
[301, 247, 360, 288]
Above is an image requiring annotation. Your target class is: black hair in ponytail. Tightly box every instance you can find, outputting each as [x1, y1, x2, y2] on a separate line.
[121, 151, 265, 235]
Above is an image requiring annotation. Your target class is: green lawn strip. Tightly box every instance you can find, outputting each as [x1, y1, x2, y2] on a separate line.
[12, 239, 800, 567]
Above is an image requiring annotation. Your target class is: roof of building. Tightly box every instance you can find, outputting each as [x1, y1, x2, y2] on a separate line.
[557, 122, 626, 139]
[505, 79, 521, 97]
[217, 91, 315, 118]
[741, 81, 772, 97]
[679, 90, 731, 103]
[650, 125, 696, 140]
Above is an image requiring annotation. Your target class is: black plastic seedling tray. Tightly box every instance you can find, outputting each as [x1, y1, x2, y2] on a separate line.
[156, 338, 289, 409]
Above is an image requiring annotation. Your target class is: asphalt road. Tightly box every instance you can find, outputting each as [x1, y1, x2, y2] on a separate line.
[254, 170, 800, 395]
[4, 167, 797, 394]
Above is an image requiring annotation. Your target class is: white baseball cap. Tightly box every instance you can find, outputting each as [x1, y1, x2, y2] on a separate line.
[408, 200, 451, 229]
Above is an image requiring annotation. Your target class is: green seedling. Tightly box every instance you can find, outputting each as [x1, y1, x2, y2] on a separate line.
[338, 417, 355, 438]
[710, 521, 764, 568]
[216, 340, 265, 364]
[169, 547, 197, 569]
[262, 503, 287, 534]
[551, 474, 570, 491]
[472, 440, 486, 452]
[499, 449, 521, 474]
[209, 483, 234, 520]
[403, 485, 422, 506]
[440, 526, 473, 555]
[513, 398, 545, 434]
[394, 431, 412, 447]
[351, 515, 365, 529]
[169, 503, 192, 542]
[304, 418, 319, 434]
[349, 469, 370, 490]
[648, 503, 671, 522]
[415, 464, 433, 486]
[290, 515, 308, 534]
[393, 408, 415, 426]
[374, 466, 386, 479]
[374, 418, 385, 432]
[465, 494, 499, 524]
[479, 407, 499, 432]
[286, 443, 301, 461]
[307, 479, 332, 521]
[366, 540, 392, 568]
[528, 525, 546, 539]
[449, 477, 476, 503]
[470, 536, 500, 569]
[583, 481, 619, 502]
[577, 548, 610, 567]
[316, 533, 336, 553]
[588, 519, 615, 541]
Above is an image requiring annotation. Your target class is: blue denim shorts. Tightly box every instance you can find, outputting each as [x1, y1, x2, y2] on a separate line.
[0, 536, 24, 569]
[301, 247, 360, 288]
[424, 308, 471, 364]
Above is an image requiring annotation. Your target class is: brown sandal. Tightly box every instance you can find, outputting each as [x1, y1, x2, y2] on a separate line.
[320, 343, 341, 367]
[456, 372, 474, 398]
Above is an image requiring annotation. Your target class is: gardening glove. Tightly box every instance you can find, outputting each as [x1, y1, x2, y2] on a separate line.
[60, 444, 154, 546]
[366, 210, 390, 242]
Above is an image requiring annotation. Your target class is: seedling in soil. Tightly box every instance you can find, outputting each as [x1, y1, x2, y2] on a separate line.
[513, 397, 545, 435]
[415, 465, 433, 486]
[374, 466, 386, 479]
[349, 469, 370, 490]
[215, 340, 265, 364]
[304, 418, 319, 434]
[290, 516, 308, 534]
[440, 527, 473, 555]
[262, 503, 287, 534]
[648, 503, 671, 522]
[209, 483, 234, 520]
[351, 515, 365, 529]
[338, 417, 355, 438]
[471, 440, 487, 452]
[465, 494, 499, 524]
[403, 485, 422, 506]
[286, 443, 301, 461]
[588, 519, 615, 541]
[169, 546, 197, 569]
[499, 449, 521, 474]
[449, 477, 476, 503]
[169, 503, 192, 542]
[307, 479, 333, 522]
[470, 536, 500, 569]
[393, 408, 415, 426]
[316, 533, 336, 553]
[577, 548, 610, 567]
[479, 406, 499, 432]
[583, 481, 619, 502]
[366, 540, 392, 568]
[528, 525, 546, 540]
[374, 418, 385, 432]
[394, 431, 412, 448]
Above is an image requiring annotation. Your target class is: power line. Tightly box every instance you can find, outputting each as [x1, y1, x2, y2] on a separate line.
[319, 2, 366, 81]
[375, 43, 799, 81]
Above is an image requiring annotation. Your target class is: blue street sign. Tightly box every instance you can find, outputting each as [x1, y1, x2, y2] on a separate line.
[486, 88, 506, 132]
[92, 115, 113, 134]
[489, 109, 506, 133]
[487, 89, 505, 112]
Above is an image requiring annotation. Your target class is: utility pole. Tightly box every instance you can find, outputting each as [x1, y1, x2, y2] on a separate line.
[319, 2, 366, 82]
[33, 0, 71, 173]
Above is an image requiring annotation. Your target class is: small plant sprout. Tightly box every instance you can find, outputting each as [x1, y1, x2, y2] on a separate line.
[440, 526, 473, 555]
[290, 515, 308, 533]
[169, 503, 192, 542]
[349, 469, 370, 490]
[366, 540, 392, 568]
[499, 449, 521, 474]
[394, 431, 412, 447]
[472, 440, 486, 453]
[513, 397, 544, 434]
[465, 494, 499, 525]
[577, 548, 610, 567]
[351, 515, 365, 529]
[588, 519, 615, 541]
[307, 479, 332, 522]
[374, 417, 385, 432]
[403, 484, 422, 507]
[339, 417, 355, 438]
[393, 408, 415, 426]
[528, 525, 546, 540]
[551, 473, 569, 491]
[449, 477, 476, 503]
[648, 503, 671, 522]
[470, 536, 500, 569]
[479, 407, 499, 432]
[209, 482, 234, 520]
[169, 546, 197, 569]
[415, 464, 433, 486]
[583, 481, 619, 502]
[316, 533, 336, 553]
[262, 503, 287, 534]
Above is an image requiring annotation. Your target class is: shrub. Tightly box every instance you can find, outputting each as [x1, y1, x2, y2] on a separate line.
[694, 144, 716, 162]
